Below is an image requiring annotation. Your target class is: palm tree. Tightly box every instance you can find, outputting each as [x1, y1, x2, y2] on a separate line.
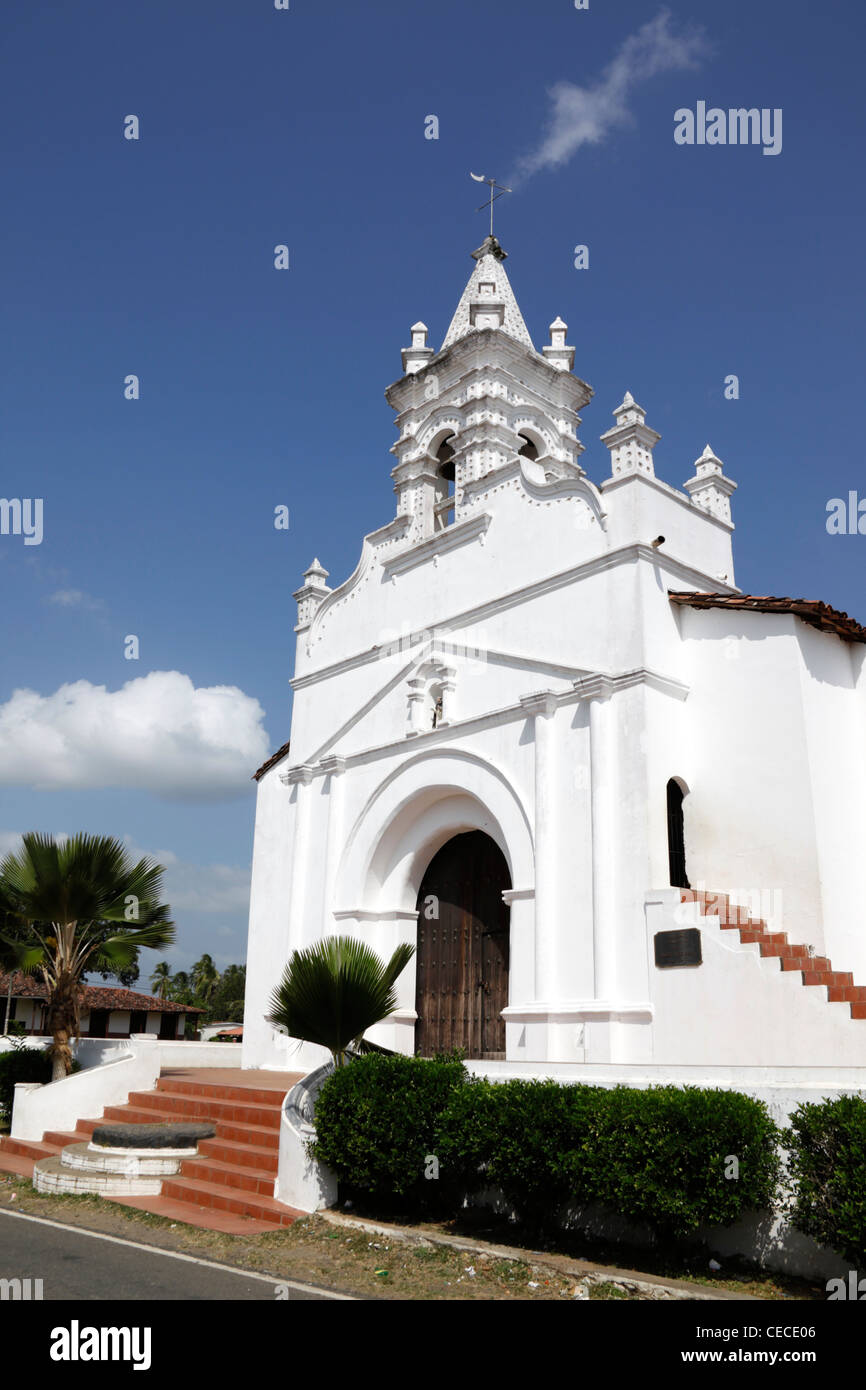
[167, 970, 193, 1004]
[191, 953, 219, 1004]
[0, 833, 175, 1081]
[150, 961, 173, 999]
[266, 935, 415, 1069]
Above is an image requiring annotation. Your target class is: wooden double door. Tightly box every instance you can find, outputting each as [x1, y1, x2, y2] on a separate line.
[414, 830, 511, 1059]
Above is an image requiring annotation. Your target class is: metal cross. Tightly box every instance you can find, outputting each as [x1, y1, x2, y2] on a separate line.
[470, 173, 512, 238]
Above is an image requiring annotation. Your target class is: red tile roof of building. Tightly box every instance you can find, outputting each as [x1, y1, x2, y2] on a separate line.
[0, 972, 203, 1014]
[253, 739, 292, 781]
[669, 592, 866, 644]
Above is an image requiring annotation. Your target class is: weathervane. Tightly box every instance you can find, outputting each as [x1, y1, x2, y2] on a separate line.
[470, 173, 512, 238]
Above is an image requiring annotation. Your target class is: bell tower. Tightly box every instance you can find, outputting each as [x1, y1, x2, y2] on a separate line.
[385, 236, 594, 545]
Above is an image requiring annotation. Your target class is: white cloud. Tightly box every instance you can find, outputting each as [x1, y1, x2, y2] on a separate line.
[0, 671, 270, 800]
[46, 589, 104, 611]
[128, 843, 252, 915]
[512, 8, 709, 182]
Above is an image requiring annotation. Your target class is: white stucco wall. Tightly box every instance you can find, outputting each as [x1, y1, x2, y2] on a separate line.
[243, 251, 866, 1079]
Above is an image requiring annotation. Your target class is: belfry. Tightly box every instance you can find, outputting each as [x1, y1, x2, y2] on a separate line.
[244, 238, 866, 1079]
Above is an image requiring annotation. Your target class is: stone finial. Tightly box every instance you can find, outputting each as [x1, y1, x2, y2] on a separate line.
[294, 558, 331, 633]
[543, 316, 574, 372]
[683, 445, 737, 525]
[600, 391, 660, 479]
[401, 321, 435, 375]
[471, 234, 507, 262]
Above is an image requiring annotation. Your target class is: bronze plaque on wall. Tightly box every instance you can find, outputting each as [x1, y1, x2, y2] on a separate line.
[654, 928, 702, 968]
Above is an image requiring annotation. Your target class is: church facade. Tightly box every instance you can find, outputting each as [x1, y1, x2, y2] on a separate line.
[243, 237, 866, 1079]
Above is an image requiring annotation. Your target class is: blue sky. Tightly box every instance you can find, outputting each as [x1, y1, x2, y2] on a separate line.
[1, 0, 864, 979]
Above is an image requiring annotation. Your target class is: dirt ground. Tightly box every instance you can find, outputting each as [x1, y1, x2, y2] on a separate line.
[0, 1172, 824, 1301]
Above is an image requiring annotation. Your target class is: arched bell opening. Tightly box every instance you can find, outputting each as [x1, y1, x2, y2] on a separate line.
[434, 434, 456, 530]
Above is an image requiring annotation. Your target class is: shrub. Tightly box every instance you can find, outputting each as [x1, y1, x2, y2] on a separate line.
[0, 1045, 83, 1121]
[0, 1046, 53, 1120]
[437, 1081, 779, 1237]
[787, 1096, 866, 1266]
[587, 1085, 781, 1239]
[436, 1077, 605, 1227]
[311, 1052, 467, 1205]
[311, 1057, 781, 1241]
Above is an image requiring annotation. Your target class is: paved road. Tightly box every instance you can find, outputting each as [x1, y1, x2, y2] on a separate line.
[0, 1210, 348, 1301]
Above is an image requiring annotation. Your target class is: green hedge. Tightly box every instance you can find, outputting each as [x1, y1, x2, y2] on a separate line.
[787, 1096, 866, 1266]
[312, 1057, 782, 1239]
[0, 1047, 53, 1120]
[310, 1052, 466, 1206]
[436, 1078, 780, 1237]
[0, 1047, 82, 1121]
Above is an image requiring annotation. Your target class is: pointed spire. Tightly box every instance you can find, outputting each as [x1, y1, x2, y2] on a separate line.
[294, 559, 331, 633]
[543, 316, 574, 371]
[304, 558, 329, 583]
[684, 446, 737, 524]
[401, 321, 435, 375]
[441, 242, 534, 351]
[600, 391, 660, 479]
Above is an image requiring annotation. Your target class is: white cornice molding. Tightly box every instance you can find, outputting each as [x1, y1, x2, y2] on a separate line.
[293, 543, 732, 691]
[306, 515, 413, 650]
[297, 665, 689, 773]
[280, 764, 315, 787]
[600, 469, 735, 534]
[501, 1002, 654, 1020]
[383, 512, 491, 577]
[332, 909, 420, 922]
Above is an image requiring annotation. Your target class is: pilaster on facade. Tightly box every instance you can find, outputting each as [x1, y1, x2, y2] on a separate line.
[519, 691, 560, 1005]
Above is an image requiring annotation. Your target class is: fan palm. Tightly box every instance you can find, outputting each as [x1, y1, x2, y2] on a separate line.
[266, 935, 415, 1069]
[0, 833, 175, 1081]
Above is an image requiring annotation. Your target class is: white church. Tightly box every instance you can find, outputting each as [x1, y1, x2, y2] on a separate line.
[243, 234, 866, 1081]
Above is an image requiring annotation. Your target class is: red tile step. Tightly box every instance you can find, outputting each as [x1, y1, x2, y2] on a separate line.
[0, 1070, 300, 1232]
[104, 1193, 286, 1235]
[127, 1090, 283, 1130]
[197, 1137, 278, 1172]
[683, 890, 866, 1021]
[158, 1174, 300, 1226]
[156, 1078, 289, 1107]
[180, 1157, 276, 1196]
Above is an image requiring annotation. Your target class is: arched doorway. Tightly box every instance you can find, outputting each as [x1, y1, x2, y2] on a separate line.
[414, 830, 511, 1059]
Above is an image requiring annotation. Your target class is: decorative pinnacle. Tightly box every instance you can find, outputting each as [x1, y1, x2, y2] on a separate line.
[471, 234, 507, 262]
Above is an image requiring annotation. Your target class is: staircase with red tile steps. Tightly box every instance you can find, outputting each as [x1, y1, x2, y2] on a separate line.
[683, 890, 866, 1020]
[0, 1070, 305, 1234]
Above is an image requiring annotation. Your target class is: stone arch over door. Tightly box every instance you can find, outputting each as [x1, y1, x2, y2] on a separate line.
[415, 830, 511, 1059]
[333, 751, 534, 1052]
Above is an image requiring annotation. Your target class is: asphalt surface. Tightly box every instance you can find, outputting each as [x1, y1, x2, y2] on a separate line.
[0, 1210, 346, 1301]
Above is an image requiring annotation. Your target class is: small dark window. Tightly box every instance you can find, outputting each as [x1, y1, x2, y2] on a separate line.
[130, 1010, 147, 1034]
[158, 1012, 177, 1040]
[667, 779, 690, 889]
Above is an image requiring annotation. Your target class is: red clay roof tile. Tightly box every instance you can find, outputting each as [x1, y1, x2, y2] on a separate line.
[669, 592, 866, 643]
